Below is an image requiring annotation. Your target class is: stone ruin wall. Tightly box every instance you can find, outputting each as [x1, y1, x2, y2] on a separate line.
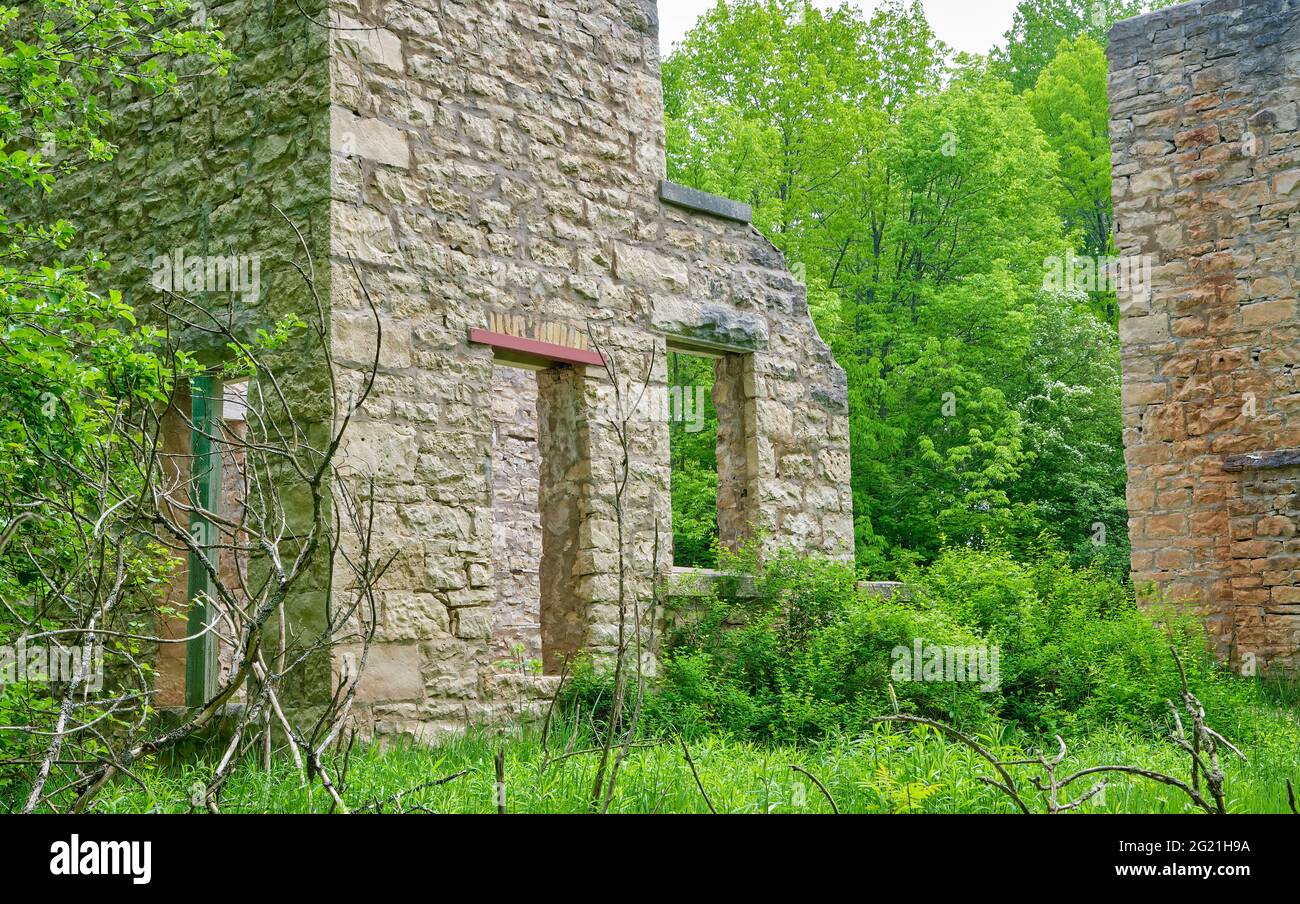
[29, 0, 855, 740]
[325, 0, 854, 739]
[36, 0, 1298, 734]
[1111, 0, 1300, 674]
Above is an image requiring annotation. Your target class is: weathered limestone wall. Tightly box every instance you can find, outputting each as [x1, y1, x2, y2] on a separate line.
[328, 0, 853, 738]
[46, 0, 332, 346]
[33, 0, 853, 737]
[1110, 0, 1300, 673]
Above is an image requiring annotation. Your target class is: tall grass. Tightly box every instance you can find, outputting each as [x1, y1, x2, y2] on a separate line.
[88, 712, 1300, 814]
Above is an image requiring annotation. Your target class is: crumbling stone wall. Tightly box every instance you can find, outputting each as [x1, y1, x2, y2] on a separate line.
[43, 0, 854, 739]
[1110, 0, 1300, 673]
[328, 0, 853, 739]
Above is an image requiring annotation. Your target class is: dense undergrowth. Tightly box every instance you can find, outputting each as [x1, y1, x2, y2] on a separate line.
[44, 546, 1300, 815]
[564, 544, 1296, 751]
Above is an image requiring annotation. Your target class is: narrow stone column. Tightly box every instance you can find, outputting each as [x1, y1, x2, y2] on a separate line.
[715, 353, 760, 555]
[1110, 0, 1300, 674]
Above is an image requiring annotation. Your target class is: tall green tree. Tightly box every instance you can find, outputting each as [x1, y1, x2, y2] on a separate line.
[992, 0, 1178, 93]
[832, 68, 1066, 570]
[1007, 299, 1128, 573]
[1026, 35, 1113, 258]
[993, 0, 1141, 92]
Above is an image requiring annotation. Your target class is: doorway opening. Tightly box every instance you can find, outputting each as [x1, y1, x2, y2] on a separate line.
[155, 376, 250, 708]
[477, 323, 610, 677]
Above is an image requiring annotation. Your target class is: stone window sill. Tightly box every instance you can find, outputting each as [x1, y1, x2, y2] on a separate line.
[1223, 450, 1300, 472]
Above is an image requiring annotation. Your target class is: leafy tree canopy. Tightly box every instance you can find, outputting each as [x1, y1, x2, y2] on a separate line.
[991, 0, 1175, 92]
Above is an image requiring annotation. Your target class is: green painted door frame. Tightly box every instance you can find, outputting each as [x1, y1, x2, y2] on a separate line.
[185, 376, 222, 707]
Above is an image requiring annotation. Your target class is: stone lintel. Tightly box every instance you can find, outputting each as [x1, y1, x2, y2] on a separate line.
[658, 179, 752, 224]
[663, 333, 755, 358]
[469, 328, 607, 369]
[1222, 449, 1300, 472]
[653, 298, 770, 353]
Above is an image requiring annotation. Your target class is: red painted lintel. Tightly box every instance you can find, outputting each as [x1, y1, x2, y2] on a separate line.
[469, 328, 607, 367]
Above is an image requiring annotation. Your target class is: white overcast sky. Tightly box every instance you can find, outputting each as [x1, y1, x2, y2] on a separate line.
[658, 0, 1023, 57]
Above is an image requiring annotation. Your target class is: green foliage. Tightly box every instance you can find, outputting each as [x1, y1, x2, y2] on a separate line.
[1025, 36, 1113, 258]
[1006, 301, 1129, 573]
[651, 548, 995, 741]
[0, 2, 227, 779]
[74, 706, 1300, 813]
[670, 464, 718, 568]
[0, 2, 227, 525]
[664, 0, 942, 243]
[634, 546, 1289, 754]
[991, 0, 1163, 93]
[907, 547, 1217, 735]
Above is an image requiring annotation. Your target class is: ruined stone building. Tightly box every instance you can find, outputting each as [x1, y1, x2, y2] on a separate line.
[1111, 0, 1300, 674]
[51, 0, 854, 737]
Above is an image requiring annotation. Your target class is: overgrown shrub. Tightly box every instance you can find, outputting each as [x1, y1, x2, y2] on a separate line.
[648, 549, 995, 741]
[611, 544, 1286, 747]
[907, 546, 1220, 736]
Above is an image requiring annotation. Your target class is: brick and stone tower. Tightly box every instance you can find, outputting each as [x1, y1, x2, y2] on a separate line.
[1110, 0, 1300, 674]
[53, 0, 854, 738]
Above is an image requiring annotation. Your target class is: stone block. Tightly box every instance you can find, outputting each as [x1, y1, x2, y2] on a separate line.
[658, 180, 752, 223]
[331, 105, 410, 168]
[354, 645, 424, 703]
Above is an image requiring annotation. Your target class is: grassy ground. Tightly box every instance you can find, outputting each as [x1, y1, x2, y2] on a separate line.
[90, 709, 1300, 814]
